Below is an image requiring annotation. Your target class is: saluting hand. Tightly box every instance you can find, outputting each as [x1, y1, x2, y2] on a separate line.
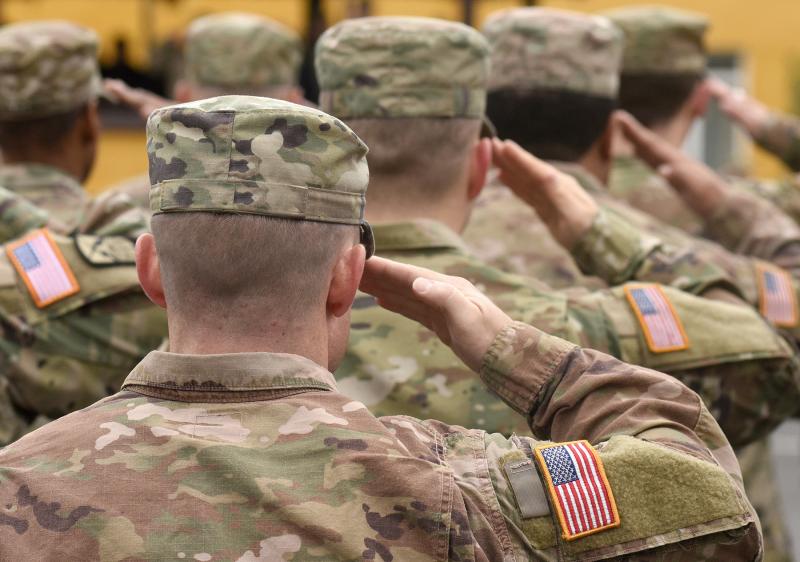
[491, 138, 599, 250]
[615, 110, 729, 216]
[103, 79, 174, 120]
[359, 256, 512, 373]
[707, 78, 771, 137]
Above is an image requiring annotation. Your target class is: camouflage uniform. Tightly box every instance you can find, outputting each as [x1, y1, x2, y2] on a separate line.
[0, 94, 763, 562]
[315, 15, 800, 449]
[107, 11, 304, 209]
[464, 9, 795, 561]
[0, 21, 149, 238]
[753, 111, 800, 172]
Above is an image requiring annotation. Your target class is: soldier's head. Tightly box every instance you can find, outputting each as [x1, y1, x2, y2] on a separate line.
[315, 17, 492, 230]
[0, 21, 102, 182]
[604, 5, 710, 142]
[485, 8, 622, 170]
[174, 12, 305, 105]
[137, 96, 372, 369]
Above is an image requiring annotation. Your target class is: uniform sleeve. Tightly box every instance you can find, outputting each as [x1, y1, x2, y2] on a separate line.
[562, 284, 800, 448]
[0, 186, 49, 244]
[438, 322, 760, 560]
[702, 186, 800, 269]
[570, 208, 745, 297]
[754, 111, 800, 172]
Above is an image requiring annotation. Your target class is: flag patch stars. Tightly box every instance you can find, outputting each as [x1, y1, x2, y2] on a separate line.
[534, 440, 619, 541]
[624, 284, 689, 353]
[6, 228, 80, 308]
[757, 263, 798, 327]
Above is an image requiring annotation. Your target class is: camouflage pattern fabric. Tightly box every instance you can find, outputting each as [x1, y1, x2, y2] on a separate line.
[185, 12, 302, 89]
[0, 163, 150, 238]
[602, 5, 708, 75]
[148, 96, 368, 224]
[755, 111, 800, 172]
[0, 229, 167, 445]
[0, 323, 761, 560]
[315, 17, 489, 119]
[0, 185, 49, 243]
[484, 8, 623, 98]
[0, 164, 88, 233]
[343, 220, 800, 448]
[0, 20, 102, 119]
[100, 172, 152, 211]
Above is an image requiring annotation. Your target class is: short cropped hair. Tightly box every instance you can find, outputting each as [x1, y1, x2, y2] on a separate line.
[0, 104, 86, 152]
[618, 73, 702, 127]
[487, 89, 616, 162]
[346, 117, 481, 202]
[152, 213, 357, 319]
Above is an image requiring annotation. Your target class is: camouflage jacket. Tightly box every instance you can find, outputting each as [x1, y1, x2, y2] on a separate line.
[754, 111, 800, 172]
[0, 163, 150, 238]
[342, 220, 799, 447]
[0, 228, 167, 445]
[0, 323, 761, 560]
[466, 163, 800, 341]
[610, 155, 800, 247]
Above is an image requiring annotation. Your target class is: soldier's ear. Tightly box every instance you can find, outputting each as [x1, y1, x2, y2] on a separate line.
[467, 137, 492, 201]
[688, 78, 713, 118]
[326, 242, 366, 318]
[135, 233, 167, 309]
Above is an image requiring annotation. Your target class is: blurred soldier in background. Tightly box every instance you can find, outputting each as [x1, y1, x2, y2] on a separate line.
[0, 21, 147, 238]
[316, 16, 800, 453]
[0, 94, 763, 561]
[105, 11, 305, 207]
[463, 7, 797, 560]
[0, 21, 167, 445]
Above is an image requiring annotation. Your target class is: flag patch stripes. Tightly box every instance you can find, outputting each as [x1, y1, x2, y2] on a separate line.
[6, 228, 80, 308]
[533, 440, 619, 541]
[624, 284, 689, 353]
[757, 264, 797, 327]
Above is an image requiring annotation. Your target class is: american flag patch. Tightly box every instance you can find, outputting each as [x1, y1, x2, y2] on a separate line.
[6, 229, 80, 308]
[624, 285, 689, 353]
[534, 440, 619, 541]
[757, 264, 797, 327]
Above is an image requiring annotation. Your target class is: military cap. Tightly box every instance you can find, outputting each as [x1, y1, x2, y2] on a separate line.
[603, 5, 709, 75]
[315, 16, 490, 120]
[0, 21, 102, 120]
[484, 8, 623, 99]
[185, 12, 302, 89]
[147, 95, 370, 230]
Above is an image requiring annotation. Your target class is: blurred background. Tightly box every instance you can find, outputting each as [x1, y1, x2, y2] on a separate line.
[3, 0, 800, 192]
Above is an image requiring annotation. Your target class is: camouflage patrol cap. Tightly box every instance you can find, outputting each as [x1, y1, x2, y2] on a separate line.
[602, 5, 709, 75]
[185, 12, 303, 89]
[0, 20, 101, 120]
[484, 8, 623, 99]
[147, 96, 369, 227]
[315, 16, 490, 120]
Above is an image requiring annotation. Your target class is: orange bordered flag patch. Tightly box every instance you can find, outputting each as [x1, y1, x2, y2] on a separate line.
[756, 263, 798, 328]
[624, 284, 689, 353]
[6, 228, 80, 308]
[534, 440, 619, 541]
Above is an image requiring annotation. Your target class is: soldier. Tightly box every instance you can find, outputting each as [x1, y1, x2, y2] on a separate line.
[315, 17, 800, 447]
[104, 11, 305, 207]
[0, 189, 166, 445]
[0, 94, 762, 561]
[0, 21, 147, 238]
[461, 8, 796, 560]
[605, 6, 800, 236]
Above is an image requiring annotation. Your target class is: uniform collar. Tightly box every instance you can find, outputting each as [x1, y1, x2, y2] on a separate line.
[373, 219, 467, 252]
[548, 161, 608, 196]
[122, 350, 338, 402]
